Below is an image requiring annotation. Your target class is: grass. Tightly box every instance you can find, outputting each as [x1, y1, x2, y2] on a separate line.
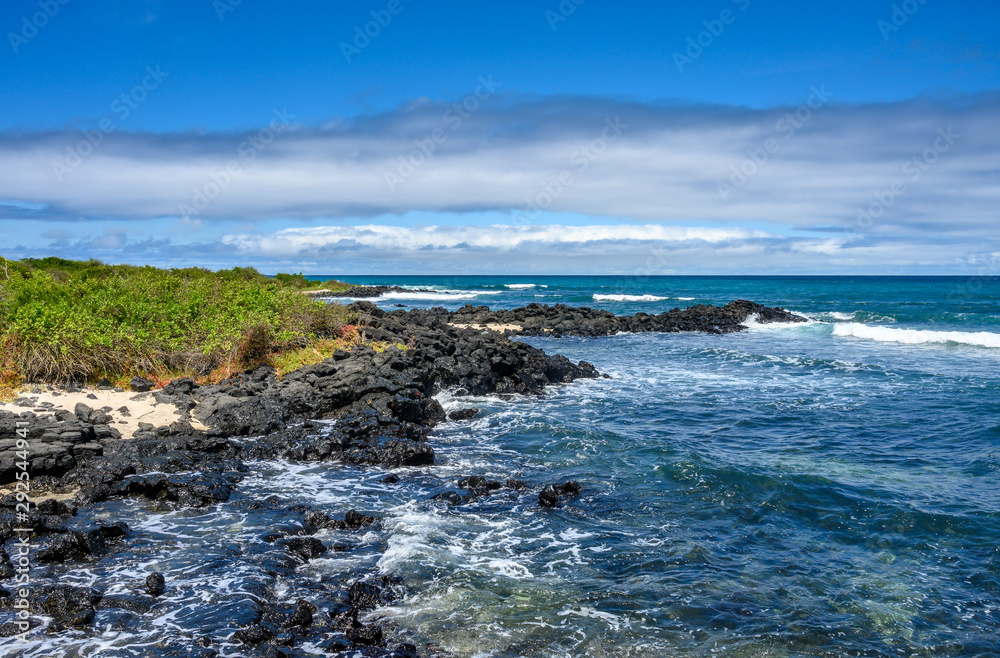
[0, 257, 370, 397]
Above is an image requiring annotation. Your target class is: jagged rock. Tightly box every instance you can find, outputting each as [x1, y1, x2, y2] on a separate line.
[145, 572, 165, 597]
[348, 581, 384, 610]
[285, 537, 327, 562]
[130, 376, 154, 393]
[284, 599, 316, 628]
[448, 407, 479, 421]
[540, 481, 583, 507]
[344, 510, 376, 528]
[346, 623, 384, 646]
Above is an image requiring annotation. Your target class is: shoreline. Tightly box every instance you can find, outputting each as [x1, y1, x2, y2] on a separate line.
[0, 299, 806, 654]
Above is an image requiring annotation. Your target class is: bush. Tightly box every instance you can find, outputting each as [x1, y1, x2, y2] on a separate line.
[0, 257, 356, 388]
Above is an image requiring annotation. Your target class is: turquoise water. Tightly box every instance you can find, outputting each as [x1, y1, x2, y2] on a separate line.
[12, 277, 998, 656]
[329, 276, 1000, 656]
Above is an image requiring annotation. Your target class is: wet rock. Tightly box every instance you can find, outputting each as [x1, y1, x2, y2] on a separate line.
[379, 474, 400, 484]
[37, 529, 108, 562]
[432, 491, 465, 506]
[303, 511, 346, 531]
[0, 550, 14, 580]
[344, 509, 376, 528]
[233, 623, 272, 645]
[540, 481, 583, 507]
[448, 407, 479, 421]
[99, 594, 156, 613]
[459, 475, 502, 495]
[98, 521, 130, 540]
[506, 479, 528, 490]
[284, 599, 316, 627]
[348, 581, 384, 610]
[539, 485, 560, 507]
[41, 585, 102, 625]
[346, 623, 384, 647]
[377, 439, 435, 468]
[285, 537, 327, 562]
[130, 376, 154, 393]
[0, 617, 42, 637]
[557, 481, 582, 496]
[110, 472, 237, 507]
[146, 572, 166, 597]
[35, 498, 76, 516]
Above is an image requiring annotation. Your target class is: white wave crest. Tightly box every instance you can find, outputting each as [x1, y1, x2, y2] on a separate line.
[593, 294, 667, 302]
[353, 289, 502, 301]
[833, 323, 1000, 348]
[504, 283, 536, 289]
[742, 313, 818, 330]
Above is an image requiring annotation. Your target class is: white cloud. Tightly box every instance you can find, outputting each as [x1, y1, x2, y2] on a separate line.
[220, 224, 772, 255]
[2, 94, 997, 238]
[1, 93, 998, 272]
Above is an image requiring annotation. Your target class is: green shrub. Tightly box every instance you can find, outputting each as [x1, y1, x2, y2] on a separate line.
[0, 257, 356, 387]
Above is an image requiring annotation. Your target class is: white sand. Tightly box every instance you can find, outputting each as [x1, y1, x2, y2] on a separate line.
[0, 386, 208, 438]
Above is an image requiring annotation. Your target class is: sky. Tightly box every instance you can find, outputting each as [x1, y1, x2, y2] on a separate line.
[1, 0, 998, 274]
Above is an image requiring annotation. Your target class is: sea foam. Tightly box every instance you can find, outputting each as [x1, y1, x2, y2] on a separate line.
[832, 323, 1000, 348]
[593, 294, 667, 302]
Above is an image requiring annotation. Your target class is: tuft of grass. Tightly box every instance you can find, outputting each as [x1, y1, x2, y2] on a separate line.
[0, 257, 358, 391]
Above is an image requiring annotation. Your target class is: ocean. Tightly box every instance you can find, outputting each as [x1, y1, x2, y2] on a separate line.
[15, 276, 1000, 657]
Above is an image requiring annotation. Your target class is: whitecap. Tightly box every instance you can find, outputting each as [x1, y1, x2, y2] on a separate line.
[593, 294, 667, 302]
[832, 323, 1000, 348]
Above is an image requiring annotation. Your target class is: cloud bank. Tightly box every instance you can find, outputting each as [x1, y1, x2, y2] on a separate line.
[1, 93, 998, 272]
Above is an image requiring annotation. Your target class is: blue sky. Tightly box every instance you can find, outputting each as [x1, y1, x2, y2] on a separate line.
[1, 0, 998, 274]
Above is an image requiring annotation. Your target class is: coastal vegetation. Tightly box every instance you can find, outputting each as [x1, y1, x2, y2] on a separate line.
[0, 256, 362, 395]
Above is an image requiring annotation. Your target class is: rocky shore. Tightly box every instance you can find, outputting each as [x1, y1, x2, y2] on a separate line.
[302, 285, 439, 299]
[0, 299, 805, 655]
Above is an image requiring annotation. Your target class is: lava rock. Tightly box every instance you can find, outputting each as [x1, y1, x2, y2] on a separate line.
[130, 376, 154, 393]
[539, 480, 583, 507]
[538, 485, 560, 507]
[344, 509, 376, 528]
[448, 407, 479, 421]
[233, 623, 272, 645]
[348, 581, 384, 610]
[346, 623, 384, 647]
[145, 572, 166, 597]
[284, 599, 316, 628]
[285, 537, 327, 562]
[432, 491, 465, 506]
